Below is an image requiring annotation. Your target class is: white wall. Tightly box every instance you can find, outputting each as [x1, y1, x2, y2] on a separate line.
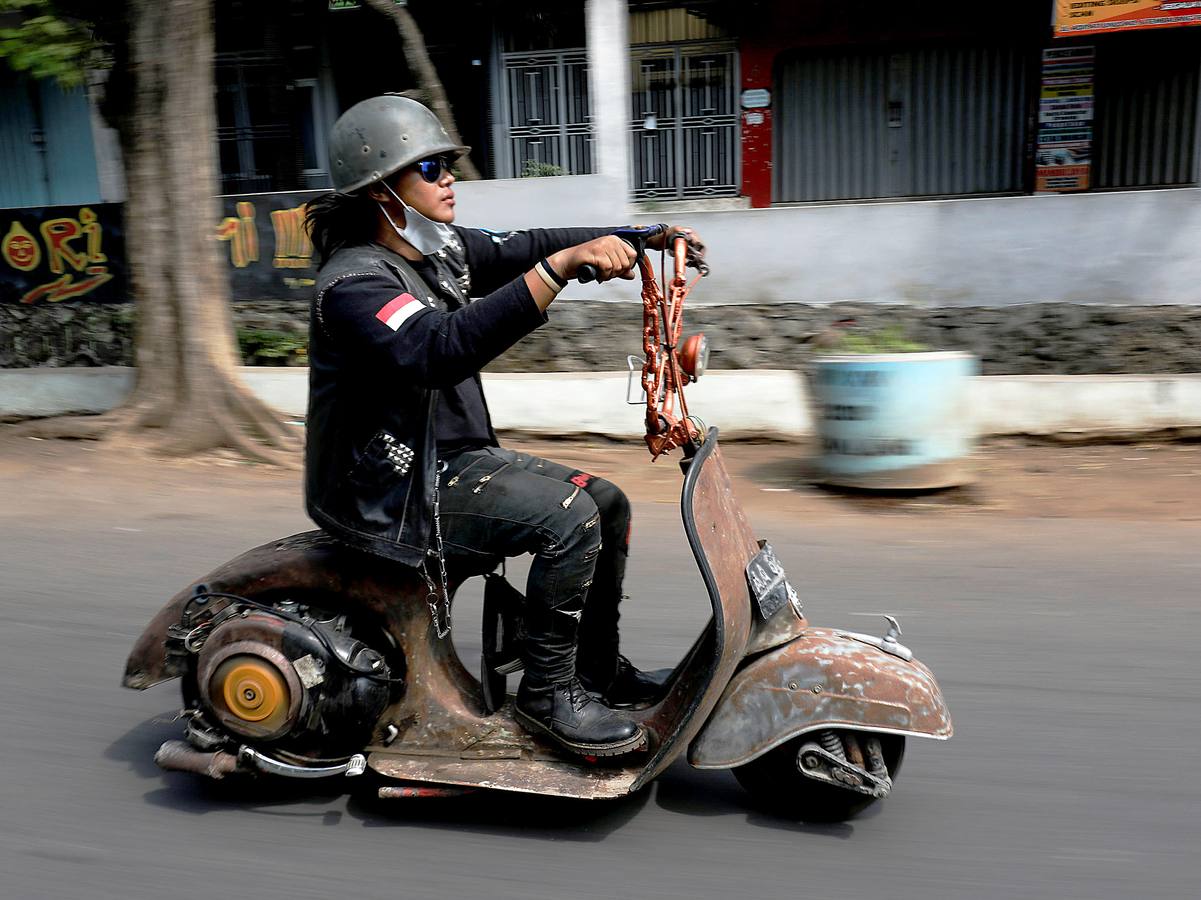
[453, 180, 1201, 307]
[451, 174, 627, 231]
[451, 179, 1201, 310]
[666, 188, 1201, 307]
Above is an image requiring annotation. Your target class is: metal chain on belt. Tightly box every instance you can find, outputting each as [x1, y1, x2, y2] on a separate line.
[425, 461, 452, 639]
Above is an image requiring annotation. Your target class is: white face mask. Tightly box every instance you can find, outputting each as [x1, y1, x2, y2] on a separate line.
[376, 181, 454, 256]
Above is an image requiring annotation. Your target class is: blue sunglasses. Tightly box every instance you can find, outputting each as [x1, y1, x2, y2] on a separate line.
[414, 155, 453, 183]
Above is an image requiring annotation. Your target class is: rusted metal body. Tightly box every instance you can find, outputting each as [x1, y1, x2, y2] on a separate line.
[689, 627, 953, 770]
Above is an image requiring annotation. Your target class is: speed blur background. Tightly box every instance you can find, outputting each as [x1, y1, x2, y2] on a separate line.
[1, 2, 1200, 899]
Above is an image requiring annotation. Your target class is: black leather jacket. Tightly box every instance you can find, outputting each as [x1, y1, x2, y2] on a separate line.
[304, 225, 605, 568]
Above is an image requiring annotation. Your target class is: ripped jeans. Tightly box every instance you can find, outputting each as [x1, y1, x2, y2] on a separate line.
[435, 446, 632, 686]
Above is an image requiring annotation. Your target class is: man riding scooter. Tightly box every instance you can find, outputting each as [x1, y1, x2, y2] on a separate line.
[303, 95, 707, 758]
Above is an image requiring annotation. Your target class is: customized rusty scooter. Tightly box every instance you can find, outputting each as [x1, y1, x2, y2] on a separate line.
[123, 228, 951, 822]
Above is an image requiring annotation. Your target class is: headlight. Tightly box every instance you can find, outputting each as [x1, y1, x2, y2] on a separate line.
[679, 333, 709, 379]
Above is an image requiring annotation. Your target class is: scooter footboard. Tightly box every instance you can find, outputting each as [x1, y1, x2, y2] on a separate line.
[688, 627, 952, 769]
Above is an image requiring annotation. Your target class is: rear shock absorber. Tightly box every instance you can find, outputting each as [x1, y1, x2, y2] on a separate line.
[819, 730, 846, 760]
[864, 736, 888, 779]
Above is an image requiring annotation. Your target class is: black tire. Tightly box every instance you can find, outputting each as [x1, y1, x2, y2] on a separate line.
[733, 731, 905, 823]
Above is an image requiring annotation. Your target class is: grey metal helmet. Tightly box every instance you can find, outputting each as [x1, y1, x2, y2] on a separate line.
[328, 94, 469, 194]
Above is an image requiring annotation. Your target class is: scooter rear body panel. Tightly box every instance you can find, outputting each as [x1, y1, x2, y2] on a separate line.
[687, 628, 953, 770]
[122, 531, 428, 691]
[124, 532, 647, 798]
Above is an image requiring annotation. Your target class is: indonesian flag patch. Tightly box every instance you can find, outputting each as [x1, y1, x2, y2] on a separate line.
[375, 293, 426, 331]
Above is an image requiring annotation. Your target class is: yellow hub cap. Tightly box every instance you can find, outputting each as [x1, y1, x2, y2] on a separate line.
[214, 656, 289, 725]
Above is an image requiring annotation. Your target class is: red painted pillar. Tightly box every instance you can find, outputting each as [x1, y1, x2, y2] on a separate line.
[739, 39, 778, 208]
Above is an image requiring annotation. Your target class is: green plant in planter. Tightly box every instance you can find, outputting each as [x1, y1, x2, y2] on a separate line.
[818, 325, 928, 355]
[236, 327, 309, 366]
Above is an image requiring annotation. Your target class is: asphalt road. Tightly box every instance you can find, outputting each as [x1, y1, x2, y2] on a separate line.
[1, 437, 1198, 900]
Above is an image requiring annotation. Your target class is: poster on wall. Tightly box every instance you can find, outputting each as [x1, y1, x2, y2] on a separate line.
[1054, 0, 1201, 36]
[1036, 46, 1094, 193]
[0, 203, 127, 304]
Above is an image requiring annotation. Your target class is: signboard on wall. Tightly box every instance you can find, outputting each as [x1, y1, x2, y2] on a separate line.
[1, 191, 321, 304]
[1054, 0, 1201, 36]
[1036, 47, 1094, 192]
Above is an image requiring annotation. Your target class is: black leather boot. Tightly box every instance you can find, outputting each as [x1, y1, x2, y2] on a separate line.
[579, 654, 672, 708]
[515, 677, 645, 756]
[515, 589, 644, 756]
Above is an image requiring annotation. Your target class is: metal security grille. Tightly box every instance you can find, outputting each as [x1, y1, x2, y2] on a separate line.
[1093, 36, 1200, 189]
[774, 45, 1029, 203]
[630, 43, 739, 200]
[496, 50, 593, 178]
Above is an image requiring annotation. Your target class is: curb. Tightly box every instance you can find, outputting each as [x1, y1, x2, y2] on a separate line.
[2, 367, 1201, 439]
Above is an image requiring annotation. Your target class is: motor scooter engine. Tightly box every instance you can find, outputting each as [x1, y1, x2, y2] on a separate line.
[173, 597, 396, 760]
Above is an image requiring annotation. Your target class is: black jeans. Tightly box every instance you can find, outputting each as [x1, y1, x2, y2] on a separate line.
[436, 446, 631, 686]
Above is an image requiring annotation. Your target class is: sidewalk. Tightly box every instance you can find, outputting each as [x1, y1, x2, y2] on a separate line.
[3, 366, 1201, 440]
[2, 428, 1197, 524]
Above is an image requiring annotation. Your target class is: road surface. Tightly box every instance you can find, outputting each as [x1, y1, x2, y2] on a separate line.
[1, 434, 1198, 899]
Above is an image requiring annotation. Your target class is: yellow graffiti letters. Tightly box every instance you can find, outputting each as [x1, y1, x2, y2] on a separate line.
[215, 201, 260, 268]
[270, 204, 313, 269]
[80, 207, 107, 264]
[39, 217, 89, 273]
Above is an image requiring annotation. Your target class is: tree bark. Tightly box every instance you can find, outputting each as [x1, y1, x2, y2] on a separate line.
[28, 0, 299, 465]
[362, 0, 482, 180]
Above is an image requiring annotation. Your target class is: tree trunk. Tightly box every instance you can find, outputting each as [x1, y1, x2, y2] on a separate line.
[362, 0, 482, 180]
[30, 0, 298, 465]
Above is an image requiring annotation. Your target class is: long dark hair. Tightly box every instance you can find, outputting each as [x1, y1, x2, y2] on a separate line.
[305, 190, 379, 267]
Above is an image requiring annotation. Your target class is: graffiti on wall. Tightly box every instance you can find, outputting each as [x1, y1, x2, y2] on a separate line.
[1, 205, 123, 304]
[0, 190, 321, 304]
[217, 192, 317, 297]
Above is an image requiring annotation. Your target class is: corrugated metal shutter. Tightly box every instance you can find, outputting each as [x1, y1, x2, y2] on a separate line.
[1094, 35, 1200, 189]
[773, 50, 890, 202]
[906, 46, 1027, 196]
[37, 81, 100, 205]
[0, 74, 99, 209]
[0, 77, 49, 208]
[775, 45, 1028, 203]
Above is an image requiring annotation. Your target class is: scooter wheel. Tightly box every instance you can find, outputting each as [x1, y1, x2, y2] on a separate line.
[732, 731, 905, 823]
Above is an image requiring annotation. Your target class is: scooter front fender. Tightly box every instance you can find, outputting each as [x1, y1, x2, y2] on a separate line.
[688, 627, 952, 769]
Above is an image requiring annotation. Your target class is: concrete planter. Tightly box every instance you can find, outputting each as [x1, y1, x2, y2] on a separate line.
[809, 351, 979, 490]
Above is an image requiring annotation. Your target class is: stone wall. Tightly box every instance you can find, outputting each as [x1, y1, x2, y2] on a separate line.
[0, 303, 135, 368]
[4, 299, 1201, 374]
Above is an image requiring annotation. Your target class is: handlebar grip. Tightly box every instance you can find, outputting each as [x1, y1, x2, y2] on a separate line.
[577, 264, 599, 284]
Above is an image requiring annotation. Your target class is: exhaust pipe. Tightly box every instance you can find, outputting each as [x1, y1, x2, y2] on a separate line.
[155, 740, 239, 779]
